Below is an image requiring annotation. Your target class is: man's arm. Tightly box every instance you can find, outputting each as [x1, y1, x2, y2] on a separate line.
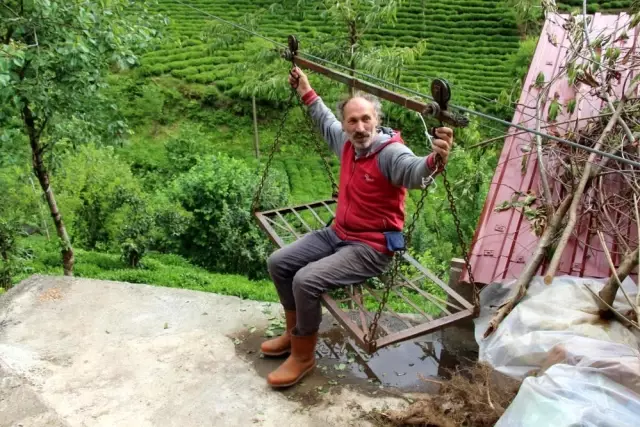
[290, 67, 346, 159]
[302, 91, 346, 158]
[378, 145, 442, 189]
[378, 127, 453, 189]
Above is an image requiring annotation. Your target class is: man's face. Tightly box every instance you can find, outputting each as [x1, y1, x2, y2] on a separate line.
[342, 97, 379, 150]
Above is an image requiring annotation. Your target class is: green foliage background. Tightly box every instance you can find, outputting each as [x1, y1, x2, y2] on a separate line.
[1, 0, 632, 300]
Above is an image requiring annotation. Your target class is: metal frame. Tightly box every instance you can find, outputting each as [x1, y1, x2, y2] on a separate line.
[255, 199, 475, 353]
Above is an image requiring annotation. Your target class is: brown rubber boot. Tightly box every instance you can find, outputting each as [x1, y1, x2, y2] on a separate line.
[267, 331, 317, 388]
[260, 310, 296, 357]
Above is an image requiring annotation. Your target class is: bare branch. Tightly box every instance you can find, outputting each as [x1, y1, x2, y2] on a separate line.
[596, 231, 639, 319]
[544, 81, 640, 284]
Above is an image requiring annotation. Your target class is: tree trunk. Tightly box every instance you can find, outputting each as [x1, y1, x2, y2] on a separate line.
[252, 96, 260, 159]
[597, 247, 639, 316]
[22, 103, 74, 276]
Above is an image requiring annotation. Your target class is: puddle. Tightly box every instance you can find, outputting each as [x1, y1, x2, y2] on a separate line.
[231, 313, 478, 404]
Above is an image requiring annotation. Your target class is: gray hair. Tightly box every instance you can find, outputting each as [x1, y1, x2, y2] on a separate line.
[335, 91, 384, 122]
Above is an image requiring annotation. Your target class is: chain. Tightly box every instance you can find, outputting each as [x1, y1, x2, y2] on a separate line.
[364, 153, 480, 351]
[364, 164, 435, 352]
[251, 89, 297, 213]
[441, 164, 480, 310]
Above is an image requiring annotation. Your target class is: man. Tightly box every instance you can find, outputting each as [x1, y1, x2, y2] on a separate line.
[261, 67, 454, 388]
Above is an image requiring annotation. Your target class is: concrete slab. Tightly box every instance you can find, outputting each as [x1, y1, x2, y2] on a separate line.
[0, 275, 406, 427]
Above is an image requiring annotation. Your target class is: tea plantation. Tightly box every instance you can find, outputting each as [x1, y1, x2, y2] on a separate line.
[142, 0, 632, 110]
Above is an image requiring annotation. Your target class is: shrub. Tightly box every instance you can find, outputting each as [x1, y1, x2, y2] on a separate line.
[171, 153, 290, 279]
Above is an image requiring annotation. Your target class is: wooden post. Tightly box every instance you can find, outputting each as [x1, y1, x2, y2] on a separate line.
[252, 96, 260, 159]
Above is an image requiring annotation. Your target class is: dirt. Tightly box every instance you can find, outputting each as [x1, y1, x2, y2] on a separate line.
[369, 363, 521, 427]
[231, 311, 479, 407]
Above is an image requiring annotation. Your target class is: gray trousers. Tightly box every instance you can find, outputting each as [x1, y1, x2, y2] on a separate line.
[267, 227, 393, 336]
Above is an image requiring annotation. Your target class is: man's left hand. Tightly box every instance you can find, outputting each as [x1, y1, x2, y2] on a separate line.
[432, 127, 453, 165]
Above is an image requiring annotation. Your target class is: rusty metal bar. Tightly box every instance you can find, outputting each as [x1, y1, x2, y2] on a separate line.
[402, 253, 475, 310]
[352, 286, 369, 332]
[305, 204, 326, 226]
[399, 271, 465, 311]
[362, 285, 415, 328]
[255, 213, 287, 248]
[320, 202, 336, 218]
[320, 294, 369, 349]
[293, 56, 462, 128]
[343, 287, 394, 337]
[258, 199, 335, 216]
[289, 208, 313, 232]
[398, 272, 452, 316]
[374, 308, 475, 349]
[388, 286, 435, 322]
[263, 215, 294, 236]
[274, 210, 300, 239]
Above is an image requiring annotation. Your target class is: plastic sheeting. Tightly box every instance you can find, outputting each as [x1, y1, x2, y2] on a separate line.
[474, 275, 640, 426]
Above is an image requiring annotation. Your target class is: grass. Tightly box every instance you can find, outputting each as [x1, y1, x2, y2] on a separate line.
[10, 235, 449, 316]
[13, 236, 279, 302]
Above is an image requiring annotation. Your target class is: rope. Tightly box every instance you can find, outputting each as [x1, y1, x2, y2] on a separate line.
[167, 0, 640, 169]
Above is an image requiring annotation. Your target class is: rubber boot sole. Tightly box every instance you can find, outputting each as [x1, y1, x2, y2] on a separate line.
[261, 348, 291, 357]
[268, 361, 317, 388]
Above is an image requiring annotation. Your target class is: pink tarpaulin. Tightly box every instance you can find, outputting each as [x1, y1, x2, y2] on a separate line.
[463, 13, 639, 285]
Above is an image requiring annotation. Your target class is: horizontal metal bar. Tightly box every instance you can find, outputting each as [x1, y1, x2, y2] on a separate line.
[374, 308, 475, 350]
[257, 199, 336, 216]
[295, 57, 433, 114]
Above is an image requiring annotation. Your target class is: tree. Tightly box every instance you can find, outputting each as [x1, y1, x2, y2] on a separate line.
[0, 1, 165, 275]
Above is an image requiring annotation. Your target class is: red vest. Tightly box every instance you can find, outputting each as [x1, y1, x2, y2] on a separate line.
[332, 133, 407, 255]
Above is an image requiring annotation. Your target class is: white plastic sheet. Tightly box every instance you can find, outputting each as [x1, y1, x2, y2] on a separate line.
[474, 275, 640, 426]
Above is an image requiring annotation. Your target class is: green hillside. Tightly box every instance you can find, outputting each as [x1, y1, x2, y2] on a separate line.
[144, 0, 520, 109]
[142, 0, 632, 110]
[2, 0, 634, 301]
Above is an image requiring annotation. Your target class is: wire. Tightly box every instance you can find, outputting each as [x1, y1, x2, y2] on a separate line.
[168, 0, 640, 169]
[171, 0, 288, 50]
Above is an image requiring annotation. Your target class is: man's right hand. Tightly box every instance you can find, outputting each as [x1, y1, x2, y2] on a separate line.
[289, 66, 312, 97]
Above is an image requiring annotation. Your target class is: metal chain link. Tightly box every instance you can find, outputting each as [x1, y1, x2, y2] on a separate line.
[251, 89, 297, 213]
[441, 166, 480, 310]
[364, 155, 480, 351]
[364, 167, 434, 352]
